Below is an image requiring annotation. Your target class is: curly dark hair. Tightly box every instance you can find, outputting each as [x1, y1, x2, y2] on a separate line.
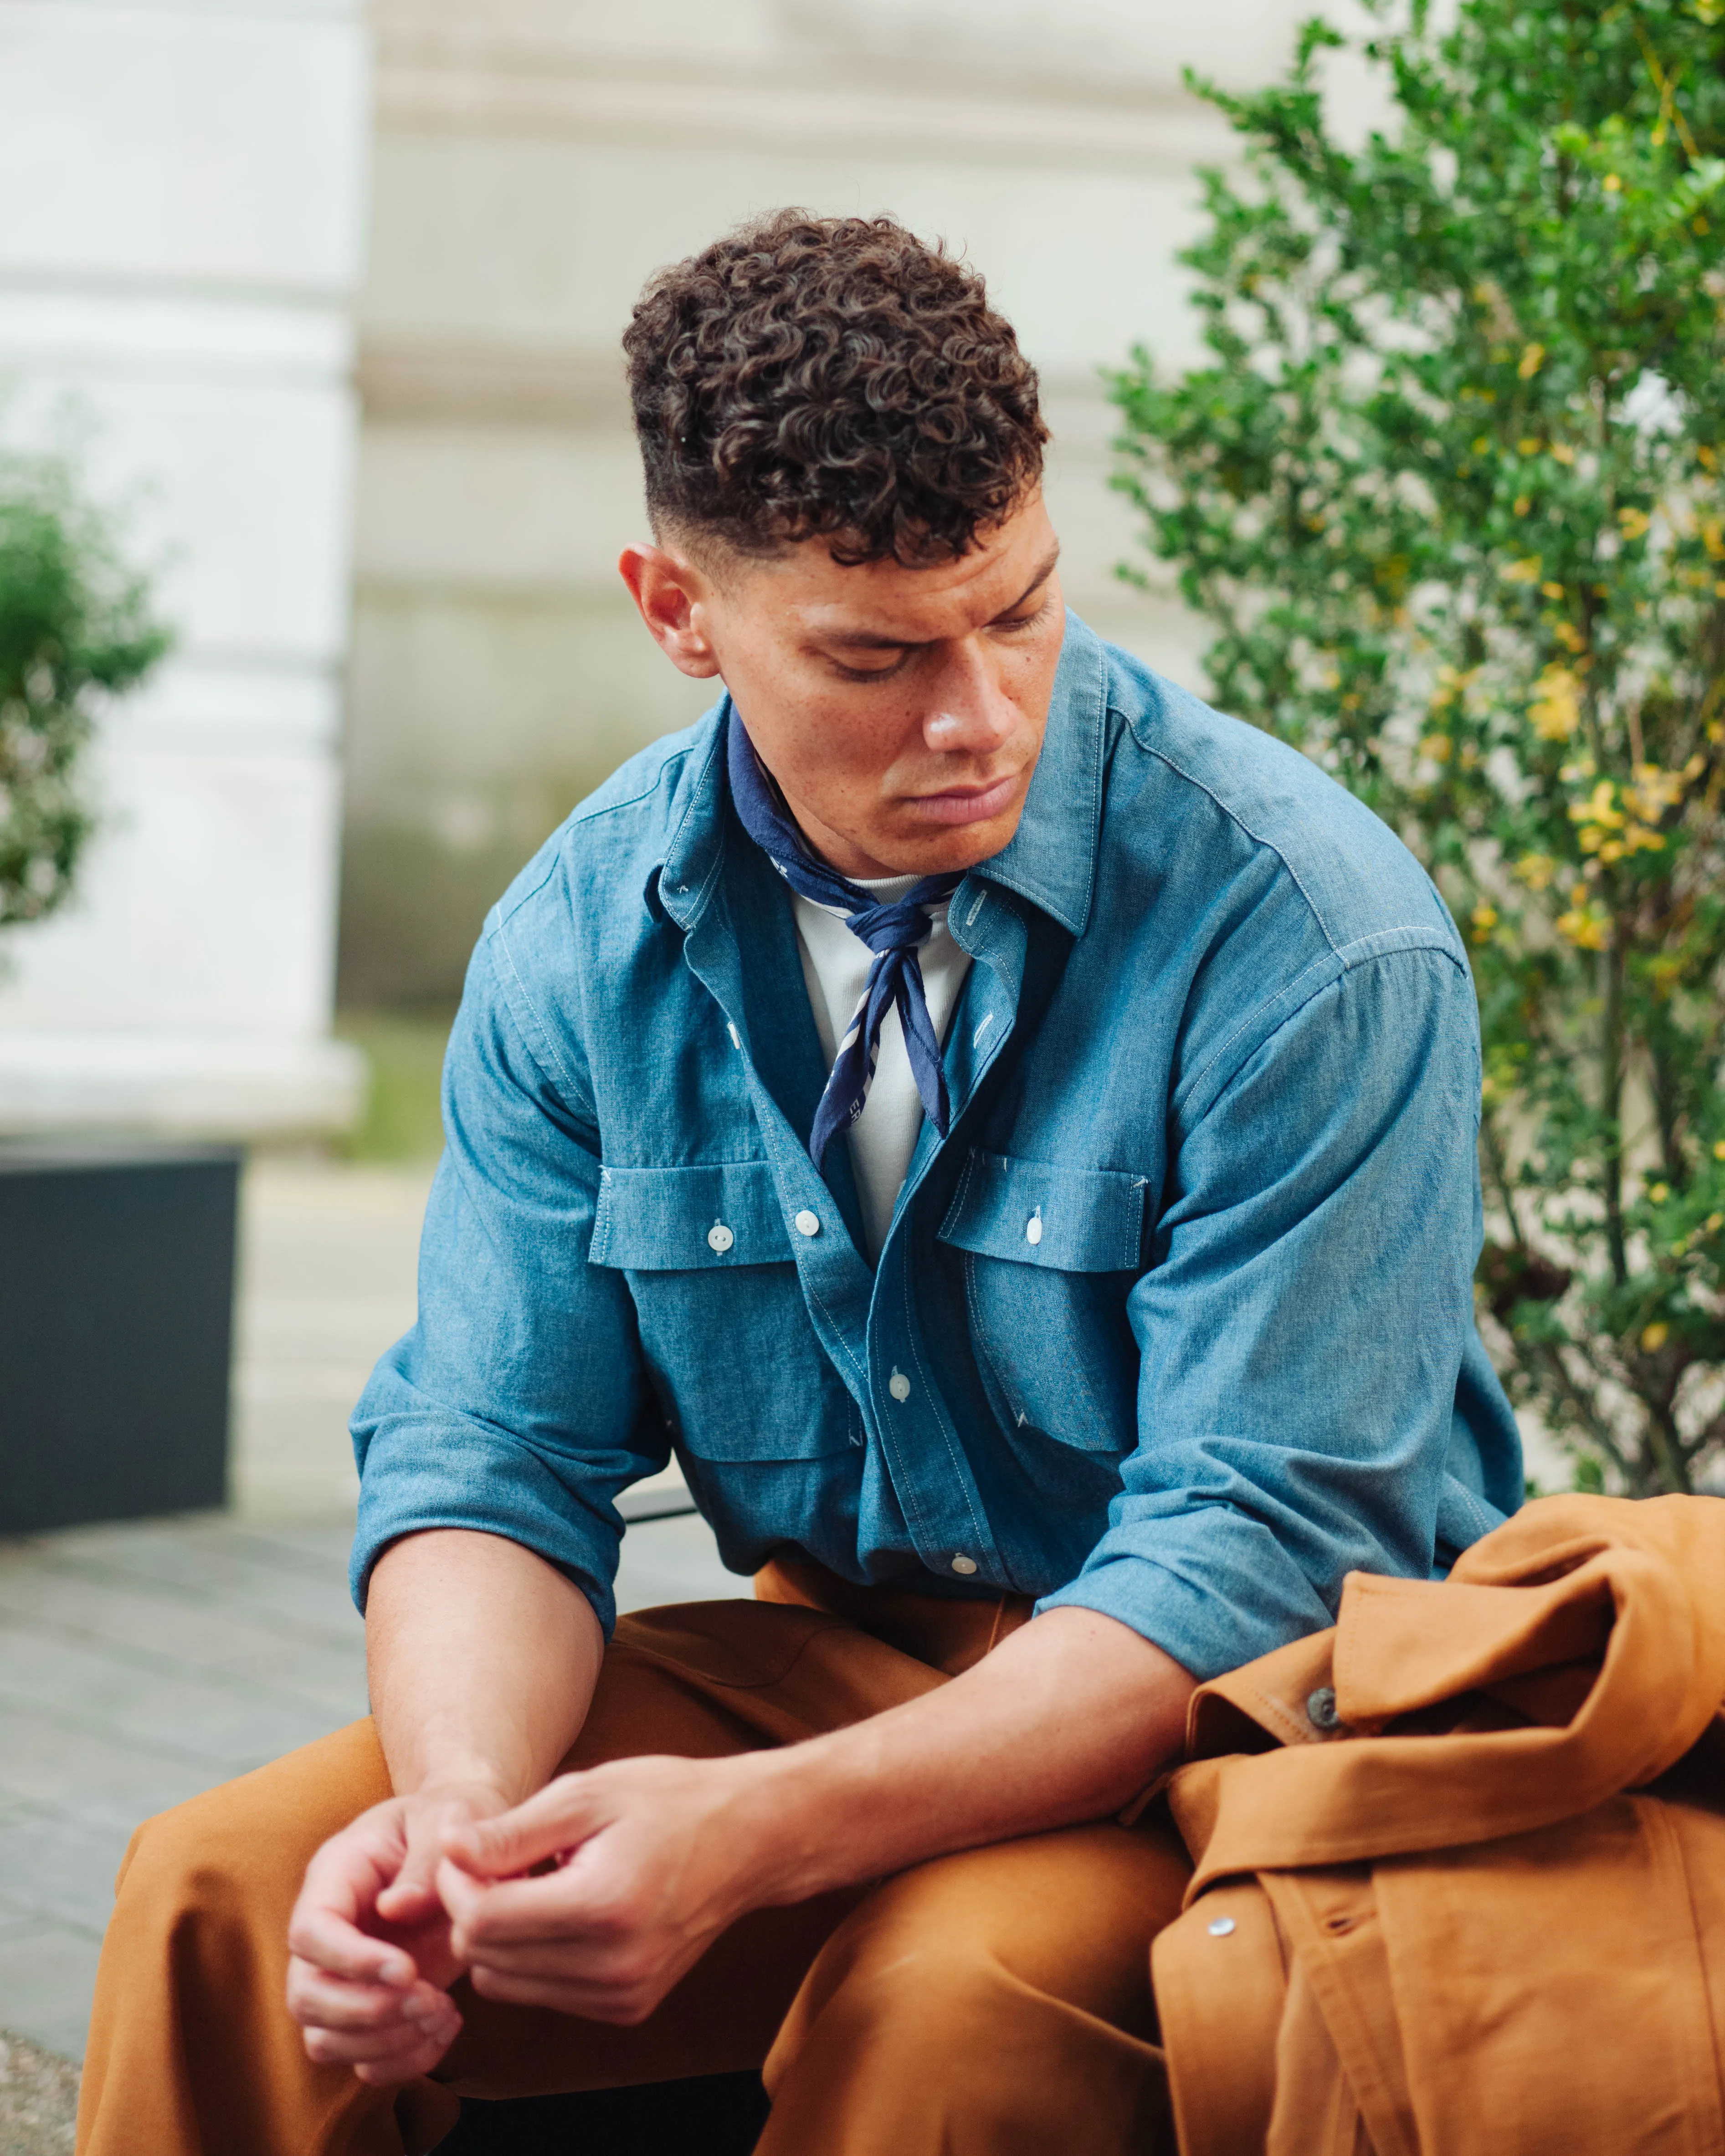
[622, 210, 1048, 567]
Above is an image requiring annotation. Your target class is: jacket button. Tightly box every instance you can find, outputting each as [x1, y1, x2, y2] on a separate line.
[1306, 1686, 1340, 1731]
[794, 1209, 821, 1238]
[888, 1369, 911, 1402]
[1025, 1213, 1043, 1245]
[707, 1222, 734, 1254]
[950, 1554, 978, 1575]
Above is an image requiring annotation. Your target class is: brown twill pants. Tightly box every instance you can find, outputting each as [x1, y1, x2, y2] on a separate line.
[75, 1557, 1189, 2156]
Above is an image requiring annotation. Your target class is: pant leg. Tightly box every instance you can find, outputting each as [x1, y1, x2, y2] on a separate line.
[75, 1599, 943, 2156]
[760, 1816, 1193, 2156]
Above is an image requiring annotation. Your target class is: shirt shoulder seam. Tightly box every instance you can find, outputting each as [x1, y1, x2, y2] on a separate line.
[1178, 931, 1469, 1126]
[1112, 712, 1344, 958]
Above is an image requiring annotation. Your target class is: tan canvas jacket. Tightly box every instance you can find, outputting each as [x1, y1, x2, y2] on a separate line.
[1150, 1495, 1725, 2156]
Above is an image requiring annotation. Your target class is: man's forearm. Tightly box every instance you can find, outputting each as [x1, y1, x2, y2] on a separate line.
[739, 1606, 1193, 1904]
[366, 1528, 604, 1804]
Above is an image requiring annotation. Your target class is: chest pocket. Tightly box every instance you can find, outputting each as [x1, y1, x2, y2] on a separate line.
[588, 1160, 853, 1464]
[938, 1151, 1147, 1455]
[590, 1161, 793, 1270]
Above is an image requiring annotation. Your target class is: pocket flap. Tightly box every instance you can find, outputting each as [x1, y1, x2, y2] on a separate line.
[937, 1151, 1149, 1273]
[590, 1161, 793, 1270]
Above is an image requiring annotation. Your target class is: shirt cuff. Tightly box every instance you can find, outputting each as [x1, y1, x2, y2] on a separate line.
[350, 1420, 625, 1636]
[1033, 1509, 1341, 1683]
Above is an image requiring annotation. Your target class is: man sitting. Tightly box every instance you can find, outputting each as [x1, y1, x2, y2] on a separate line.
[76, 209, 1522, 2156]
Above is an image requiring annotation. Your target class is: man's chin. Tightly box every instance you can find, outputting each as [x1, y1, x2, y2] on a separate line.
[872, 806, 1027, 878]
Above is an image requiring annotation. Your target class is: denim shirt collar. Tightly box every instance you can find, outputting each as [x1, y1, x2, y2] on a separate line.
[651, 609, 1108, 939]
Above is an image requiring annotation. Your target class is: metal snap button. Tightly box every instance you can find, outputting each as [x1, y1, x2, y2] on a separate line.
[707, 1222, 734, 1255]
[794, 1209, 821, 1238]
[950, 1554, 978, 1576]
[888, 1369, 912, 1403]
[1306, 1686, 1340, 1732]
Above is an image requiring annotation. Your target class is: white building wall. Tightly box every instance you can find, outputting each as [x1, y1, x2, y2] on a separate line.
[0, 0, 371, 1135]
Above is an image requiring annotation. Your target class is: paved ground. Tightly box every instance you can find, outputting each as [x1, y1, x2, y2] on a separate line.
[0, 1157, 737, 2084]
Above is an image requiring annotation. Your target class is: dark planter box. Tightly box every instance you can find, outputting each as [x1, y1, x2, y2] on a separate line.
[0, 1141, 241, 1535]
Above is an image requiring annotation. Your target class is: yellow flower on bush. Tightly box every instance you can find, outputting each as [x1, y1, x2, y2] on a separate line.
[1420, 733, 1453, 763]
[1470, 904, 1498, 943]
[1515, 852, 1556, 891]
[1556, 901, 1612, 950]
[1569, 781, 1624, 839]
[1625, 762, 1686, 822]
[1529, 665, 1582, 739]
[1640, 1321, 1669, 1352]
[1617, 506, 1652, 542]
[1504, 556, 1543, 584]
[1518, 343, 1545, 379]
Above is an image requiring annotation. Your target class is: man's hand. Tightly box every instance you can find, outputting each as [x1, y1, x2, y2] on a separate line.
[285, 1781, 509, 2084]
[436, 1755, 770, 2025]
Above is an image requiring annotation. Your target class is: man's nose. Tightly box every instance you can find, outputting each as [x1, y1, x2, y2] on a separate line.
[921, 644, 1017, 756]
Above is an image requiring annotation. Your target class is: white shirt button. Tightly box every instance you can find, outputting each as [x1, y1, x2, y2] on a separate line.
[888, 1369, 911, 1403]
[707, 1222, 734, 1254]
[950, 1553, 978, 1576]
[1025, 1213, 1043, 1246]
[794, 1209, 821, 1238]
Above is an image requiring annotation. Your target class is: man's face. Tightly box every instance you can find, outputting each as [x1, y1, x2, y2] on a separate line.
[620, 492, 1064, 878]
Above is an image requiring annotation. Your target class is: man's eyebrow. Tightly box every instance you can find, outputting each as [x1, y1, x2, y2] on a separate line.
[820, 545, 1063, 650]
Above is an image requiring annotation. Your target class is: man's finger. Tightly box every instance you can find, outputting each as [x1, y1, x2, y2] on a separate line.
[305, 2013, 459, 2078]
[442, 1775, 603, 1878]
[287, 1961, 441, 2034]
[436, 1856, 621, 1952]
[288, 1899, 417, 1988]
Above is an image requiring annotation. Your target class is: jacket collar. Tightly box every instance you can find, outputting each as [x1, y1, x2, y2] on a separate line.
[652, 608, 1108, 941]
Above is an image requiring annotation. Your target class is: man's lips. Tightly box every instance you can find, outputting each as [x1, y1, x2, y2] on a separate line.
[904, 771, 1023, 826]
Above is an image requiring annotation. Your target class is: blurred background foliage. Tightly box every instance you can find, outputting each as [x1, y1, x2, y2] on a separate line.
[1112, 0, 1725, 1494]
[0, 452, 169, 933]
[331, 1008, 454, 1164]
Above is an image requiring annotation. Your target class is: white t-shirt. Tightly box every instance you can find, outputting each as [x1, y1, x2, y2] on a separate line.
[792, 873, 974, 1260]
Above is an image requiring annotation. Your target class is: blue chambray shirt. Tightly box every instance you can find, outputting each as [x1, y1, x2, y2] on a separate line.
[350, 612, 1523, 1684]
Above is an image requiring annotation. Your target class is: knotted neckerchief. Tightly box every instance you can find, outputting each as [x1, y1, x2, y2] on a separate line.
[726, 708, 961, 1171]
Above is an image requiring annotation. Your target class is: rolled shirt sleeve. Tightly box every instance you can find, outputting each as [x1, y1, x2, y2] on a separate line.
[1036, 942, 1493, 1681]
[349, 932, 667, 1634]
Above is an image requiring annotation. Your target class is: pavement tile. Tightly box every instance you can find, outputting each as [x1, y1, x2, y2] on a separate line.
[0, 1705, 233, 1819]
[0, 1567, 351, 1674]
[0, 1620, 348, 1775]
[24, 1537, 364, 1644]
[0, 1813, 129, 1937]
[0, 1927, 103, 2064]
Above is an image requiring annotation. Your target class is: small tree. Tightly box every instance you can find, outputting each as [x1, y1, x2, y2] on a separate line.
[0, 451, 169, 930]
[1111, 0, 1725, 1494]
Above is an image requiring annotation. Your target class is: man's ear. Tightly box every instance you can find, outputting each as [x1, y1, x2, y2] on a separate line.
[618, 543, 723, 679]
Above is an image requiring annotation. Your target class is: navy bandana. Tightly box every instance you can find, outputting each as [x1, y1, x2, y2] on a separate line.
[726, 708, 961, 1171]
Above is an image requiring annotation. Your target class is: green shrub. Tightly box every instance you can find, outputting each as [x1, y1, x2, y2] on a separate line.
[0, 451, 169, 930]
[1111, 0, 1725, 1493]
